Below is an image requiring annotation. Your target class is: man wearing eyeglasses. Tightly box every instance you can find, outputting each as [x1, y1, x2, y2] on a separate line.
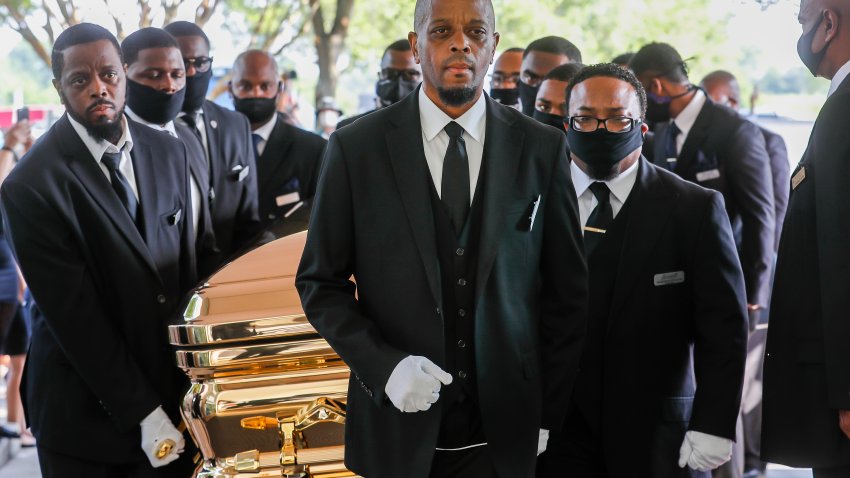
[489, 47, 523, 108]
[164, 21, 260, 269]
[536, 63, 748, 478]
[337, 39, 422, 129]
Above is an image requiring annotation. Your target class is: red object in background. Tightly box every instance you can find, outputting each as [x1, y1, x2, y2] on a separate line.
[0, 111, 12, 129]
[0, 107, 48, 128]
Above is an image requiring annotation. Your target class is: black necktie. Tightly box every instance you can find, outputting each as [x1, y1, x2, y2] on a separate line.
[252, 133, 263, 161]
[664, 121, 681, 171]
[101, 151, 139, 225]
[584, 182, 613, 256]
[441, 121, 470, 234]
[181, 112, 204, 145]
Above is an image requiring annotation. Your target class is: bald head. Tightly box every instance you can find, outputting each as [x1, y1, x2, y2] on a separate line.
[414, 0, 495, 33]
[233, 50, 279, 78]
[700, 70, 740, 110]
[230, 50, 281, 108]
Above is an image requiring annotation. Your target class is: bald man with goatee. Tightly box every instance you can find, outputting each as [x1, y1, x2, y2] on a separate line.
[296, 0, 587, 476]
[761, 1, 850, 476]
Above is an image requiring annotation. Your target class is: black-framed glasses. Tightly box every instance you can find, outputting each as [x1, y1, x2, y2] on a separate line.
[568, 116, 641, 133]
[184, 56, 213, 73]
[379, 68, 421, 82]
[490, 72, 520, 86]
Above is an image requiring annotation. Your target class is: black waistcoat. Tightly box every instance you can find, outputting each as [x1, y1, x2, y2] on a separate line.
[428, 177, 485, 448]
[570, 194, 634, 435]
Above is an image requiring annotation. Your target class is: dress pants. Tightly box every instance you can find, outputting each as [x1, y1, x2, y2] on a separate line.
[812, 466, 850, 478]
[429, 445, 498, 478]
[536, 411, 607, 478]
[37, 444, 198, 478]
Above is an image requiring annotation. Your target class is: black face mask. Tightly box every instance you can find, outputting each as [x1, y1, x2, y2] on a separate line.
[375, 76, 419, 107]
[126, 79, 186, 125]
[533, 110, 566, 134]
[519, 81, 539, 116]
[182, 68, 213, 113]
[797, 13, 829, 77]
[566, 123, 644, 180]
[233, 95, 278, 125]
[490, 88, 520, 106]
[645, 87, 694, 124]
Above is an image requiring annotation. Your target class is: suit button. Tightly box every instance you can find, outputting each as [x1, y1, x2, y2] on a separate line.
[268, 214, 276, 220]
[456, 248, 465, 256]
[157, 294, 166, 304]
[457, 340, 466, 348]
[458, 309, 466, 317]
[458, 370, 468, 379]
[436, 307, 441, 315]
[457, 278, 467, 286]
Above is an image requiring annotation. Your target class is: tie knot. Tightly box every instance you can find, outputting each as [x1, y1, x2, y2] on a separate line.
[252, 133, 263, 149]
[669, 121, 681, 136]
[589, 182, 611, 203]
[101, 151, 122, 171]
[444, 121, 464, 140]
[182, 112, 199, 129]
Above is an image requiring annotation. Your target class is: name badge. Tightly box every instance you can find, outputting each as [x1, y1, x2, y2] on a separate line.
[696, 169, 721, 182]
[654, 271, 685, 287]
[791, 166, 807, 190]
[276, 192, 301, 207]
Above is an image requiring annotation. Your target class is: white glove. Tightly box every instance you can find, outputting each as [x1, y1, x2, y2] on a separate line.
[537, 428, 549, 455]
[385, 356, 452, 413]
[140, 406, 185, 468]
[678, 430, 733, 471]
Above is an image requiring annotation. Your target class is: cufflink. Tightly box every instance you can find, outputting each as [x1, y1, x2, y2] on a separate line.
[156, 439, 176, 459]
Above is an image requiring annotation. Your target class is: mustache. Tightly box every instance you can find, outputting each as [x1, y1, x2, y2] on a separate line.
[442, 55, 476, 72]
[87, 99, 116, 113]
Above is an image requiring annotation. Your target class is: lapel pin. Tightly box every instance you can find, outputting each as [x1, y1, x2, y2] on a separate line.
[210, 120, 218, 129]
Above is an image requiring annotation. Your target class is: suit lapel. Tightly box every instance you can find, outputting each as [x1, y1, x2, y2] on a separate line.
[201, 102, 220, 183]
[258, 115, 295, 192]
[678, 100, 712, 167]
[607, 158, 677, 330]
[474, 98, 524, 300]
[60, 117, 159, 276]
[385, 93, 441, 305]
[652, 121, 668, 168]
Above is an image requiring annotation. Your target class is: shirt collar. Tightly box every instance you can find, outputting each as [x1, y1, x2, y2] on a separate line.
[253, 113, 278, 142]
[570, 157, 640, 205]
[829, 59, 850, 97]
[67, 113, 134, 163]
[418, 87, 486, 143]
[672, 88, 706, 138]
[125, 107, 177, 137]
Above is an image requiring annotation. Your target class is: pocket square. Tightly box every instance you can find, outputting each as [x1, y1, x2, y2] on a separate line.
[168, 209, 183, 226]
[231, 164, 250, 182]
[654, 271, 685, 286]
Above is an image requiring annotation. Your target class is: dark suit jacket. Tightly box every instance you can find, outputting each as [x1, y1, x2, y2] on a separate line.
[256, 113, 326, 228]
[199, 100, 260, 270]
[762, 76, 850, 468]
[644, 99, 775, 307]
[1, 115, 196, 463]
[336, 108, 377, 130]
[546, 158, 748, 477]
[295, 91, 588, 478]
[759, 125, 790, 250]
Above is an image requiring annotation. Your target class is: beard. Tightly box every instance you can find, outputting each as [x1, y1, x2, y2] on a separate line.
[437, 86, 477, 107]
[64, 96, 125, 145]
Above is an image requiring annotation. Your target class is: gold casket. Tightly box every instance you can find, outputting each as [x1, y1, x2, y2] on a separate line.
[169, 219, 355, 478]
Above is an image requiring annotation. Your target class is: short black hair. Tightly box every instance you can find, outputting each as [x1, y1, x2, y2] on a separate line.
[629, 42, 689, 82]
[544, 62, 584, 83]
[382, 39, 412, 59]
[121, 27, 179, 67]
[566, 63, 648, 118]
[51, 23, 123, 80]
[163, 21, 211, 49]
[523, 36, 582, 63]
[611, 52, 634, 66]
[503, 47, 524, 54]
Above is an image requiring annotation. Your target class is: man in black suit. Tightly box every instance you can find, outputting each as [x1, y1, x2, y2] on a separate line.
[120, 27, 218, 277]
[229, 50, 326, 228]
[631, 43, 775, 336]
[489, 47, 523, 108]
[762, 1, 850, 476]
[0, 23, 196, 476]
[295, 0, 587, 476]
[518, 36, 582, 116]
[700, 69, 791, 478]
[164, 21, 260, 268]
[536, 63, 747, 478]
[337, 39, 422, 129]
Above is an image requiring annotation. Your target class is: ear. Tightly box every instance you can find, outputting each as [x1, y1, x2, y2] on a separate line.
[52, 79, 64, 104]
[649, 77, 664, 95]
[491, 32, 501, 64]
[641, 122, 650, 135]
[823, 9, 839, 43]
[409, 32, 421, 64]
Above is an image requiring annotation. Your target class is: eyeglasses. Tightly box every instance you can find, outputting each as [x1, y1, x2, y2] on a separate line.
[490, 72, 520, 86]
[183, 56, 213, 73]
[520, 71, 545, 87]
[568, 116, 641, 134]
[379, 68, 421, 82]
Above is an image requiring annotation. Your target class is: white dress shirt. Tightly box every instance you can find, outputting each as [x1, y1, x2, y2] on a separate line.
[828, 59, 850, 97]
[125, 107, 201, 236]
[671, 89, 706, 155]
[570, 158, 639, 233]
[418, 88, 486, 202]
[178, 108, 211, 165]
[67, 114, 139, 201]
[252, 113, 278, 157]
